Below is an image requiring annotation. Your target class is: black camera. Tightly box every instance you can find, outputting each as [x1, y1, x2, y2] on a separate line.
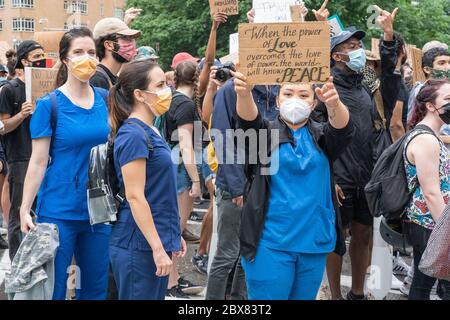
[215, 62, 236, 82]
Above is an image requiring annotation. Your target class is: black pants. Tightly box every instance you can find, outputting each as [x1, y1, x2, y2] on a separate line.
[8, 161, 34, 261]
[406, 222, 450, 300]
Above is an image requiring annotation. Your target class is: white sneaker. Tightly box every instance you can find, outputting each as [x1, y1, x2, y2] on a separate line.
[391, 274, 403, 290]
[393, 254, 411, 276]
[400, 281, 410, 296]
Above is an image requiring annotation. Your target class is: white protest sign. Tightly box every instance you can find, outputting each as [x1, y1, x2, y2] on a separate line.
[229, 33, 239, 54]
[327, 15, 345, 37]
[253, 0, 302, 23]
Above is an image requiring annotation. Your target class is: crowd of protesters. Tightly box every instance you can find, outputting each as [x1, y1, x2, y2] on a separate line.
[0, 1, 449, 301]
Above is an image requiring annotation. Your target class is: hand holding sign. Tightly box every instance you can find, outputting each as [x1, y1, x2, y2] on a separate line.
[124, 7, 143, 26]
[212, 12, 228, 30]
[374, 6, 398, 38]
[247, 8, 255, 23]
[232, 71, 253, 98]
[313, 0, 330, 22]
[20, 102, 34, 119]
[315, 77, 340, 109]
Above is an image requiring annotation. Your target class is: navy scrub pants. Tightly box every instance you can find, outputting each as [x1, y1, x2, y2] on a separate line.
[37, 216, 111, 300]
[110, 245, 171, 300]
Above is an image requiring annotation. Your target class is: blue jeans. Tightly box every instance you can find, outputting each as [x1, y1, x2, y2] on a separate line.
[176, 147, 214, 194]
[37, 216, 111, 300]
[242, 245, 327, 300]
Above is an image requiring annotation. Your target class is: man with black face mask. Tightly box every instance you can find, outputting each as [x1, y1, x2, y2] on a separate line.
[91, 17, 141, 90]
[0, 40, 45, 260]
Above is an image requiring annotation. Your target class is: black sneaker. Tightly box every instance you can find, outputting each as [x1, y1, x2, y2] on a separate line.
[0, 236, 8, 250]
[346, 291, 368, 300]
[178, 277, 204, 295]
[192, 252, 208, 275]
[189, 211, 205, 222]
[166, 285, 190, 299]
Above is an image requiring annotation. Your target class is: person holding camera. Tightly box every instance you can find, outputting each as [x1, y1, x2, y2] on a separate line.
[205, 63, 279, 299]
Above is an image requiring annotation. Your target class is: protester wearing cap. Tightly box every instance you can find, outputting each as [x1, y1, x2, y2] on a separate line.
[322, 7, 403, 301]
[0, 65, 8, 82]
[0, 40, 45, 261]
[135, 46, 159, 62]
[90, 17, 141, 90]
[171, 52, 199, 70]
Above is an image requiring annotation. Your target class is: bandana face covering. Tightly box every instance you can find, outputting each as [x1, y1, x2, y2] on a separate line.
[363, 65, 380, 93]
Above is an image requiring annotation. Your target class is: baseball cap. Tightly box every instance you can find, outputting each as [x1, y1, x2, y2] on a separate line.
[198, 58, 222, 71]
[93, 17, 141, 39]
[331, 30, 366, 53]
[135, 46, 159, 61]
[0, 65, 8, 74]
[171, 52, 200, 69]
[14, 40, 44, 69]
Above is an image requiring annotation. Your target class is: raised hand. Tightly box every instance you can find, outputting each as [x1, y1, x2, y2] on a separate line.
[212, 12, 228, 30]
[312, 0, 330, 22]
[374, 6, 399, 35]
[124, 7, 143, 26]
[315, 77, 340, 109]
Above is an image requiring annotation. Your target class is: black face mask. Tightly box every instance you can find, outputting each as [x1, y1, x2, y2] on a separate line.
[437, 102, 450, 124]
[30, 59, 46, 68]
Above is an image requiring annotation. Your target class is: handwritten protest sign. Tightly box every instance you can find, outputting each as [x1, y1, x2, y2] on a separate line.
[328, 15, 345, 37]
[411, 47, 426, 84]
[25, 68, 58, 105]
[209, 0, 239, 16]
[253, 0, 300, 23]
[230, 33, 239, 54]
[239, 22, 331, 84]
[34, 31, 65, 57]
[290, 4, 305, 22]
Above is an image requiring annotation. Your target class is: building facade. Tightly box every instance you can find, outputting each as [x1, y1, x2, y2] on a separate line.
[0, 0, 126, 62]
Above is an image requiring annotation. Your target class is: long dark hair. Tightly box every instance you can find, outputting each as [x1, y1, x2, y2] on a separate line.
[408, 78, 450, 130]
[175, 60, 201, 110]
[109, 60, 160, 137]
[55, 27, 94, 88]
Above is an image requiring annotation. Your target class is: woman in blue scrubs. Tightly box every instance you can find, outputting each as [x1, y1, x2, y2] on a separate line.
[20, 28, 111, 300]
[108, 60, 186, 300]
[233, 71, 353, 300]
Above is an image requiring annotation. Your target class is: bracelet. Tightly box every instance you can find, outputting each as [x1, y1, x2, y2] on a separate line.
[192, 180, 200, 183]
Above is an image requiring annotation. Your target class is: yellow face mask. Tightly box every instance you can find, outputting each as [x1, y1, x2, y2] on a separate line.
[68, 55, 98, 82]
[144, 87, 172, 116]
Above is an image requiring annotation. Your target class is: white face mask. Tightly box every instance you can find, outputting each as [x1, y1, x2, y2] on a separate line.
[279, 98, 313, 125]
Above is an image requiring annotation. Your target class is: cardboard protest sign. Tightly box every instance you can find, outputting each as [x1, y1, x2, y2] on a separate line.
[229, 33, 239, 55]
[253, 0, 300, 23]
[220, 52, 239, 65]
[34, 31, 65, 56]
[411, 47, 426, 84]
[25, 67, 58, 105]
[209, 0, 239, 16]
[239, 22, 331, 85]
[328, 15, 345, 37]
[290, 5, 305, 22]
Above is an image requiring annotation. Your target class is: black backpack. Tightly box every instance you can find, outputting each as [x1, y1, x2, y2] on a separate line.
[365, 124, 436, 220]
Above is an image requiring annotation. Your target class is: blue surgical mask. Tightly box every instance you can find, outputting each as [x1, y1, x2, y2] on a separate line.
[0, 77, 6, 82]
[345, 48, 366, 73]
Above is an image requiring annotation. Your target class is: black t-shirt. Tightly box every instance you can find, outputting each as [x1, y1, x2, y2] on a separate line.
[165, 92, 201, 146]
[398, 80, 410, 130]
[0, 78, 31, 163]
[90, 64, 118, 90]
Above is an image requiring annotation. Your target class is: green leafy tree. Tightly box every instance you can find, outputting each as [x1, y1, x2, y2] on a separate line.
[126, 0, 449, 69]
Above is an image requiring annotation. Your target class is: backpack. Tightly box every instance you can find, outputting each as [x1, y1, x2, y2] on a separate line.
[365, 124, 436, 220]
[87, 120, 153, 225]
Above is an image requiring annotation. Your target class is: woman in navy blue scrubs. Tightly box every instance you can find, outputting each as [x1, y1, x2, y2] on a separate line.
[108, 60, 186, 300]
[20, 28, 111, 300]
